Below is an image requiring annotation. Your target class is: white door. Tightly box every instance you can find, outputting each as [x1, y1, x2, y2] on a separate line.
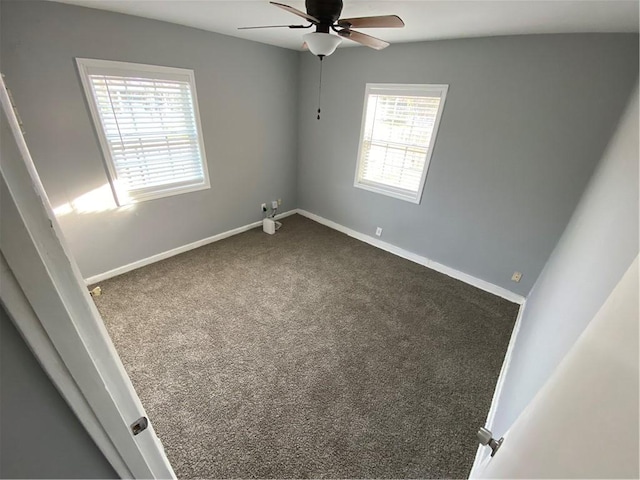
[0, 74, 175, 478]
[472, 256, 639, 478]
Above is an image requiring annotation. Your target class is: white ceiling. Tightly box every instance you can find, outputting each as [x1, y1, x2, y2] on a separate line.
[52, 0, 639, 51]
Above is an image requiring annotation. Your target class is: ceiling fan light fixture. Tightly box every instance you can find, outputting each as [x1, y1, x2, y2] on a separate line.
[303, 32, 342, 57]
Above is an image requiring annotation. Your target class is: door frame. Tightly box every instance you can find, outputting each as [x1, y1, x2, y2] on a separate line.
[0, 74, 175, 479]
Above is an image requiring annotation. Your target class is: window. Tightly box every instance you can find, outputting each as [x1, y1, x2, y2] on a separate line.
[354, 83, 448, 204]
[76, 58, 209, 204]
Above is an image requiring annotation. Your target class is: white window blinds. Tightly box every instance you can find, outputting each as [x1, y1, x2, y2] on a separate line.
[354, 84, 448, 204]
[77, 59, 209, 204]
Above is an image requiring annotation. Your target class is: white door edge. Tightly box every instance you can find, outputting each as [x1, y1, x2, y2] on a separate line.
[0, 74, 175, 479]
[473, 256, 639, 478]
[469, 299, 527, 476]
[0, 254, 133, 478]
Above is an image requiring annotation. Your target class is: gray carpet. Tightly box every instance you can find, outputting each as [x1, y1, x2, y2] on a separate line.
[93, 214, 518, 479]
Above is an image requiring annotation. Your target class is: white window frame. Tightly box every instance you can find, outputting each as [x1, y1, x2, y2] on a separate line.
[353, 83, 448, 204]
[76, 58, 210, 205]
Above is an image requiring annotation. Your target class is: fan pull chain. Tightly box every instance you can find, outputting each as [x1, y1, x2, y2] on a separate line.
[317, 56, 323, 120]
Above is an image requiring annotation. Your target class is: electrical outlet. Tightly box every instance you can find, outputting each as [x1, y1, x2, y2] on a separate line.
[278, 198, 282, 206]
[261, 203, 267, 212]
[271, 200, 278, 209]
[511, 271, 522, 283]
[375, 227, 383, 237]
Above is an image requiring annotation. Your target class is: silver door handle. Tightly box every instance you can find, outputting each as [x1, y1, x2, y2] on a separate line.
[477, 427, 503, 457]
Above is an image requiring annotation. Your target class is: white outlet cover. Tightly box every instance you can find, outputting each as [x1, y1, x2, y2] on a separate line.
[271, 200, 278, 209]
[375, 227, 383, 236]
[511, 271, 522, 282]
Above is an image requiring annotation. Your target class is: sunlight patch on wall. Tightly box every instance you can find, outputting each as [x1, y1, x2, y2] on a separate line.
[53, 183, 133, 217]
[53, 203, 74, 216]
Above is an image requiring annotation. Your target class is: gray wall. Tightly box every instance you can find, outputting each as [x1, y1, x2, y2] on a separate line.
[0, 0, 299, 279]
[0, 303, 118, 478]
[2, 1, 638, 296]
[492, 85, 639, 436]
[296, 34, 638, 296]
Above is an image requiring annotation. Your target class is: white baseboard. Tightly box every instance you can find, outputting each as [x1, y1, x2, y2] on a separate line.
[468, 299, 527, 478]
[297, 209, 525, 305]
[84, 209, 298, 285]
[87, 207, 526, 306]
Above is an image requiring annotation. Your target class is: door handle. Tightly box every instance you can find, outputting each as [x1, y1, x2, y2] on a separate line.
[477, 427, 503, 457]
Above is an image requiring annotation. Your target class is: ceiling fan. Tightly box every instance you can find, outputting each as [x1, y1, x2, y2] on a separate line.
[239, 0, 405, 57]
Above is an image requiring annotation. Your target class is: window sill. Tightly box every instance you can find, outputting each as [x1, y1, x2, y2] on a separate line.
[118, 181, 210, 206]
[354, 181, 422, 204]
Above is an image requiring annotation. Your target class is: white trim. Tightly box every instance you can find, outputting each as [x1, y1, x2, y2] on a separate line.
[122, 180, 210, 204]
[75, 58, 210, 206]
[297, 209, 525, 304]
[85, 209, 298, 284]
[83, 206, 525, 306]
[484, 300, 526, 428]
[468, 300, 527, 478]
[0, 254, 131, 478]
[1, 74, 175, 479]
[353, 180, 421, 204]
[74, 58, 201, 79]
[353, 83, 449, 205]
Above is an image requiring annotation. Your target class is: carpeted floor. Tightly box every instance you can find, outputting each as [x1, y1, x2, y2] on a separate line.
[93, 214, 518, 479]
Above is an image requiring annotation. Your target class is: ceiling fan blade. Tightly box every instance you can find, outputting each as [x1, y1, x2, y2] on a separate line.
[270, 2, 319, 24]
[337, 15, 404, 29]
[238, 24, 311, 30]
[337, 29, 389, 50]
